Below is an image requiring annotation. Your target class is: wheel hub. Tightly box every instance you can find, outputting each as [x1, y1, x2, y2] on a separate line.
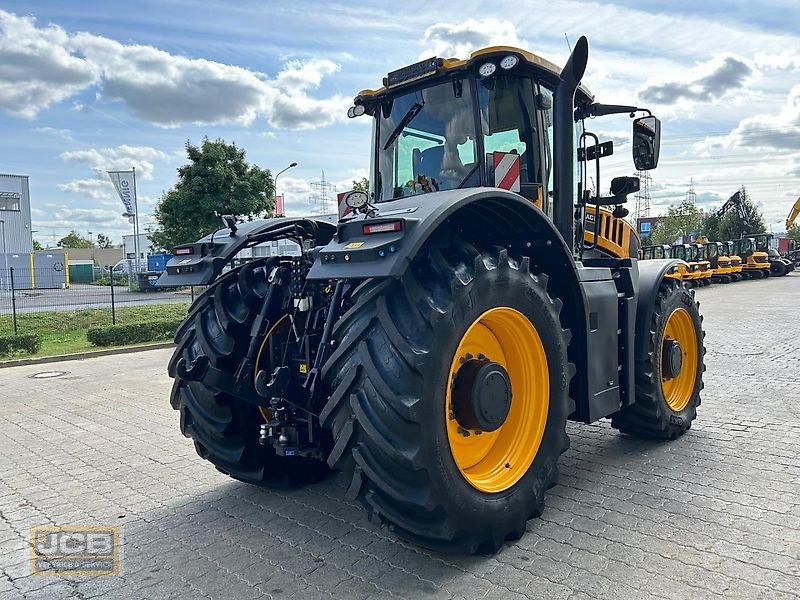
[452, 358, 512, 432]
[662, 339, 683, 379]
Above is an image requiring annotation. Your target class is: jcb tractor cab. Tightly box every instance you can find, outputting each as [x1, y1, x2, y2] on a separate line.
[735, 237, 771, 279]
[722, 241, 744, 280]
[157, 39, 705, 554]
[752, 233, 793, 276]
[697, 239, 732, 283]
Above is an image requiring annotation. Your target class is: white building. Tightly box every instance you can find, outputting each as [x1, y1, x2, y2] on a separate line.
[122, 233, 153, 260]
[0, 174, 33, 254]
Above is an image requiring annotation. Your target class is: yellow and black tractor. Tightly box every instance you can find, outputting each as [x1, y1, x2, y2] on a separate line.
[722, 241, 744, 280]
[158, 39, 705, 553]
[697, 239, 733, 283]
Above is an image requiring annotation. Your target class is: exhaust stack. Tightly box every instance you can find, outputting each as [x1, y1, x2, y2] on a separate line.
[553, 36, 589, 252]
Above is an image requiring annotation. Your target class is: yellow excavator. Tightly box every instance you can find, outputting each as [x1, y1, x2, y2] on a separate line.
[640, 244, 685, 280]
[690, 243, 713, 286]
[786, 196, 800, 231]
[696, 239, 733, 283]
[735, 237, 771, 278]
[785, 196, 800, 266]
[722, 241, 744, 281]
[670, 243, 706, 286]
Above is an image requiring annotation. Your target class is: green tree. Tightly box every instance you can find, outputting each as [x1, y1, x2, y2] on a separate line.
[352, 177, 369, 192]
[57, 230, 92, 248]
[95, 233, 113, 248]
[702, 186, 767, 241]
[32, 240, 43, 251]
[648, 199, 701, 245]
[150, 139, 274, 250]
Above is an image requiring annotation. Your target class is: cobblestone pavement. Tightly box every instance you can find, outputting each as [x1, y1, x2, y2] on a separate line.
[1, 275, 799, 599]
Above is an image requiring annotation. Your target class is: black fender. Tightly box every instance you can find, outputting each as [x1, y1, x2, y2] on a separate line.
[155, 217, 336, 287]
[308, 187, 603, 420]
[635, 259, 685, 360]
[307, 187, 578, 281]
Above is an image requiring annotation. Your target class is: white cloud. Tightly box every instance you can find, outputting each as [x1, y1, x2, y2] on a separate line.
[639, 54, 755, 106]
[60, 145, 167, 180]
[694, 83, 800, 152]
[0, 9, 348, 129]
[34, 126, 74, 141]
[58, 179, 114, 199]
[265, 59, 349, 129]
[0, 11, 100, 117]
[421, 18, 523, 59]
[72, 32, 273, 127]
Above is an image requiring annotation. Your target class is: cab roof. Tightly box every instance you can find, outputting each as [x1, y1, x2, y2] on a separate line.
[354, 46, 594, 106]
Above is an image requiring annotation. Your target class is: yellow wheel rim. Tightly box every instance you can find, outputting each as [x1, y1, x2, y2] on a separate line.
[446, 307, 549, 493]
[660, 308, 698, 412]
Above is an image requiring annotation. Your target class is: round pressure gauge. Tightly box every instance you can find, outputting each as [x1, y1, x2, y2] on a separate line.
[344, 190, 369, 209]
[500, 55, 519, 70]
[478, 62, 497, 77]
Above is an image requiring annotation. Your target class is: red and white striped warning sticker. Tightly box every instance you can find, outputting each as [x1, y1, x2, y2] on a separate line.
[493, 152, 521, 192]
[337, 191, 353, 219]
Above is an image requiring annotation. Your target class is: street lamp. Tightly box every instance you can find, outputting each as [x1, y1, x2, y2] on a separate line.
[273, 162, 298, 217]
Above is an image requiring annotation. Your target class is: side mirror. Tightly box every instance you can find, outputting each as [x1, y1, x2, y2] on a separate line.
[632, 116, 661, 170]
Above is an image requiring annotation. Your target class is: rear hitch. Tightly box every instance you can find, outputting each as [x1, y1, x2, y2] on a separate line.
[258, 397, 323, 459]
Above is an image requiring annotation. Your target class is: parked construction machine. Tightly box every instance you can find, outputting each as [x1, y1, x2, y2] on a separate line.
[719, 191, 791, 277]
[696, 238, 733, 283]
[158, 39, 705, 553]
[641, 244, 684, 279]
[734, 237, 771, 278]
[752, 233, 794, 276]
[670, 243, 705, 286]
[722, 241, 744, 280]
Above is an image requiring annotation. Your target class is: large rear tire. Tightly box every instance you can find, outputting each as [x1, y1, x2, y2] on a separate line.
[168, 259, 328, 487]
[321, 241, 573, 553]
[612, 279, 704, 439]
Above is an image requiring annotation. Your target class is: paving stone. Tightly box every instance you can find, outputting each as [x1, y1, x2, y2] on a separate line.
[1, 277, 799, 599]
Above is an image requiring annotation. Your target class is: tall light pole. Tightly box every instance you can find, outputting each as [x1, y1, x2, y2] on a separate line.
[132, 166, 140, 271]
[273, 162, 297, 217]
[0, 220, 7, 291]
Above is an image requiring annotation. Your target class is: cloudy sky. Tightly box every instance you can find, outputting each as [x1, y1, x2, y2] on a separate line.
[1, 1, 799, 246]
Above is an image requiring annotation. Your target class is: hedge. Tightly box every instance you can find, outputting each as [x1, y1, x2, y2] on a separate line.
[0, 333, 41, 356]
[87, 319, 183, 347]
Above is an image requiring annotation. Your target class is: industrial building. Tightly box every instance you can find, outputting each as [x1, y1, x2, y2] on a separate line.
[0, 174, 33, 254]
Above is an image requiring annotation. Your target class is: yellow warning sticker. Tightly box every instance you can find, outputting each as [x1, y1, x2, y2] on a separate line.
[299, 363, 308, 374]
[344, 241, 365, 249]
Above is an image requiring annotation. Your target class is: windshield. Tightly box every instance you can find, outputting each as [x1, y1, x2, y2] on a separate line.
[377, 80, 478, 200]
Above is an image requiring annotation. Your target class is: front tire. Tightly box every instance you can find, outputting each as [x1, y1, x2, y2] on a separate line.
[321, 241, 573, 553]
[612, 279, 704, 439]
[169, 259, 328, 487]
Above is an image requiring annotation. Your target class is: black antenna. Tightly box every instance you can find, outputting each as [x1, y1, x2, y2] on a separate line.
[564, 33, 572, 52]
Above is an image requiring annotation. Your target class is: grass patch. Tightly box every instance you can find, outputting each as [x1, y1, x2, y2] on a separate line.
[0, 302, 189, 359]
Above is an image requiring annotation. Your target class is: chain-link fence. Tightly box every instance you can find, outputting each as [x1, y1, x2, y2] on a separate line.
[0, 266, 203, 339]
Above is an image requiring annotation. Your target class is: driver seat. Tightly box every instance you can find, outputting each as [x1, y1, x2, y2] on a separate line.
[412, 145, 444, 179]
